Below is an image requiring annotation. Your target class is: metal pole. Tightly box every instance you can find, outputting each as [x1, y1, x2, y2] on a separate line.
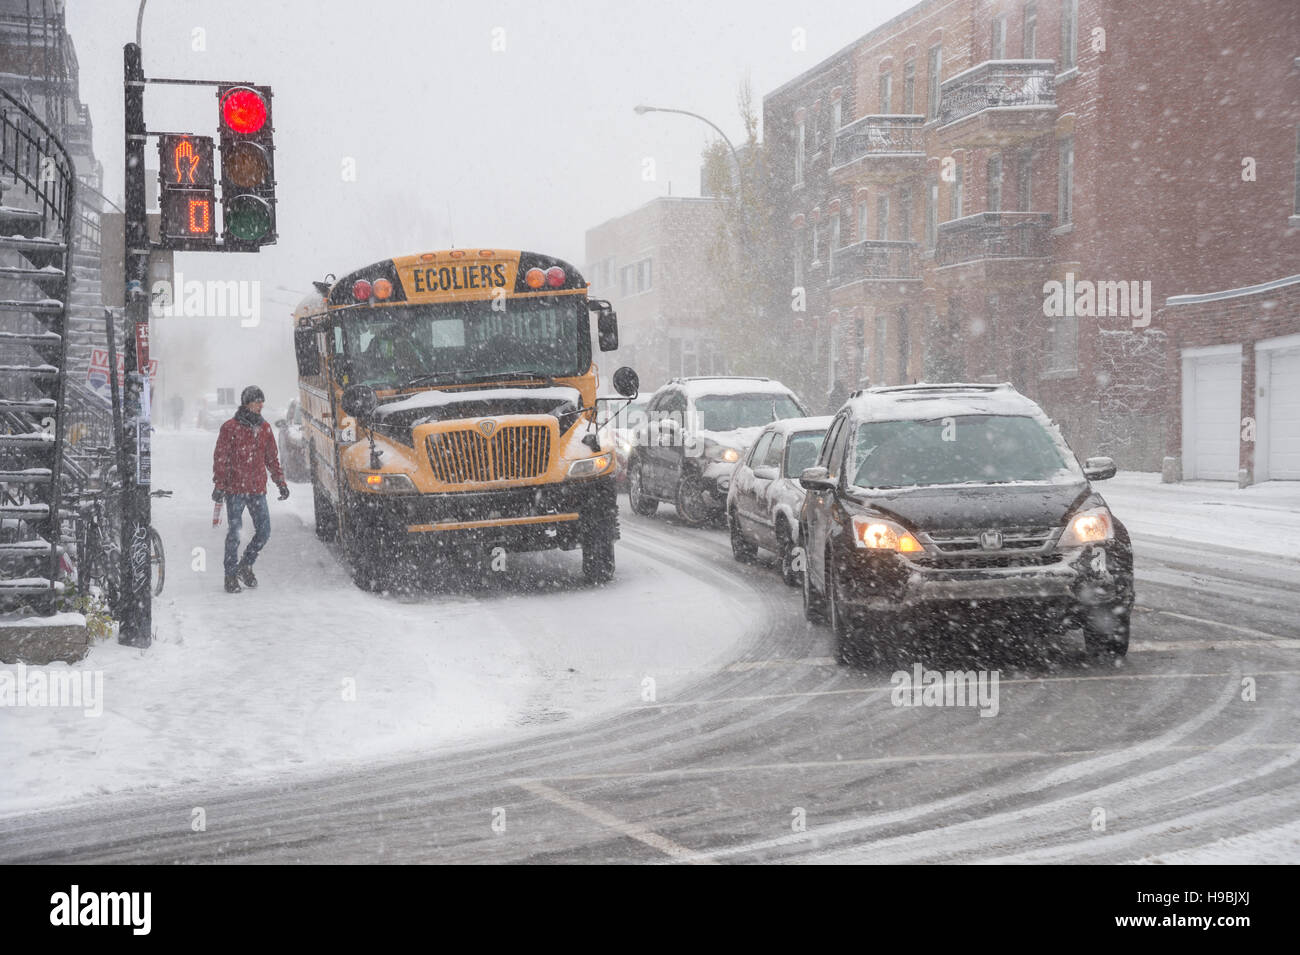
[119, 42, 152, 647]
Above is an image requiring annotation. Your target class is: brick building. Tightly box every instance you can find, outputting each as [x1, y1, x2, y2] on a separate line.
[585, 196, 728, 391]
[762, 0, 1300, 478]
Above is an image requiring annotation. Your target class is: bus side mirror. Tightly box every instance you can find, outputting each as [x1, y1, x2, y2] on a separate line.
[341, 383, 377, 422]
[612, 366, 639, 398]
[597, 306, 618, 352]
[294, 327, 318, 377]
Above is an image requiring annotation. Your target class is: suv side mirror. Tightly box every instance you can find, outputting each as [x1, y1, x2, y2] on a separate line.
[1083, 456, 1117, 481]
[800, 466, 835, 491]
[294, 326, 318, 377]
[753, 465, 779, 481]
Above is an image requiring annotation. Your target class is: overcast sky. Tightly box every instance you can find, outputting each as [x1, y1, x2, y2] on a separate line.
[64, 0, 914, 403]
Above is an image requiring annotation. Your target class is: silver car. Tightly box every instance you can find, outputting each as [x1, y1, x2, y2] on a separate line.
[726, 415, 833, 585]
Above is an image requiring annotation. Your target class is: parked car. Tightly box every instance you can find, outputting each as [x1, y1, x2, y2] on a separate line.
[595, 390, 655, 488]
[726, 416, 833, 585]
[799, 383, 1134, 664]
[626, 377, 808, 527]
[196, 391, 238, 431]
[275, 398, 310, 483]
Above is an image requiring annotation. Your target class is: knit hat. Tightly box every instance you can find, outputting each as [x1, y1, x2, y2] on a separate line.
[241, 385, 265, 405]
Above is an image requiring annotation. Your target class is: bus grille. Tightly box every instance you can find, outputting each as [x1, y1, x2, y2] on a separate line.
[426, 425, 552, 483]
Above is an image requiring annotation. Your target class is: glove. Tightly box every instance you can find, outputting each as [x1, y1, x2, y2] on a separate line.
[211, 487, 224, 502]
[277, 483, 290, 501]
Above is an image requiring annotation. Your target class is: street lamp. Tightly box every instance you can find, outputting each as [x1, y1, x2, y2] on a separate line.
[633, 104, 746, 206]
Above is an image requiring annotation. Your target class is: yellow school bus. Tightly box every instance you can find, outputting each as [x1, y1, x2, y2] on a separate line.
[291, 249, 638, 590]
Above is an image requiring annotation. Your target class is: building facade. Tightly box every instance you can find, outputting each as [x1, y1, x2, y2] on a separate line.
[763, 0, 1300, 478]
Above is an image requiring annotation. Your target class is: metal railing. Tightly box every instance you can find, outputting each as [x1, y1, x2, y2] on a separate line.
[938, 60, 1056, 127]
[832, 115, 926, 167]
[0, 86, 74, 231]
[831, 239, 921, 283]
[934, 211, 1053, 267]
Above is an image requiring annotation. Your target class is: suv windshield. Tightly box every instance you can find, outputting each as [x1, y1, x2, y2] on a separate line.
[695, 393, 803, 431]
[340, 297, 589, 388]
[851, 414, 1080, 489]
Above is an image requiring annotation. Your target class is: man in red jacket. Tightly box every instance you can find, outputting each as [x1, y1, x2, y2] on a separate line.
[212, 386, 289, 593]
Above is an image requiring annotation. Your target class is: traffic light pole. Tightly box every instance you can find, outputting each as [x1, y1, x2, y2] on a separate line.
[119, 42, 152, 647]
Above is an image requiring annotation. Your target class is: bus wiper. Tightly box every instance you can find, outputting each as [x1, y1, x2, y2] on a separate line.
[403, 372, 470, 387]
[461, 371, 555, 385]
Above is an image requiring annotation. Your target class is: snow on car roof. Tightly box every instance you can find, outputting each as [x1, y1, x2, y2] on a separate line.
[759, 414, 835, 436]
[378, 385, 580, 415]
[677, 377, 798, 398]
[847, 383, 1045, 422]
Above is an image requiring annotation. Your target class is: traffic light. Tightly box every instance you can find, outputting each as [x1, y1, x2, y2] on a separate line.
[158, 134, 216, 248]
[217, 84, 276, 247]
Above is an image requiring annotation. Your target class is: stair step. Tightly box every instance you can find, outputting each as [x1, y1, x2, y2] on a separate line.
[0, 205, 44, 225]
[0, 578, 64, 596]
[0, 468, 53, 483]
[0, 265, 63, 283]
[0, 299, 64, 314]
[0, 364, 59, 377]
[0, 432, 56, 447]
[0, 541, 57, 558]
[0, 332, 61, 347]
[0, 235, 66, 253]
[0, 398, 57, 413]
[0, 503, 50, 518]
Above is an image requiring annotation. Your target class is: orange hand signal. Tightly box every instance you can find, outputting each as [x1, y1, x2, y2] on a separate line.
[173, 139, 201, 184]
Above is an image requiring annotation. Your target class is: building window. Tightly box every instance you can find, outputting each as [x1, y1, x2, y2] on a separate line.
[620, 264, 635, 297]
[1294, 126, 1300, 216]
[795, 122, 805, 185]
[832, 100, 841, 131]
[874, 314, 887, 382]
[903, 59, 916, 113]
[812, 108, 820, 151]
[793, 237, 803, 289]
[854, 317, 866, 385]
[949, 160, 963, 220]
[858, 200, 868, 240]
[897, 307, 910, 382]
[927, 45, 942, 119]
[991, 15, 1007, 60]
[925, 182, 938, 248]
[987, 153, 1003, 212]
[828, 322, 841, 391]
[812, 222, 820, 264]
[1017, 148, 1033, 211]
[1061, 0, 1078, 71]
[876, 193, 890, 240]
[899, 186, 913, 241]
[829, 213, 841, 272]
[1047, 315, 1078, 372]
[879, 73, 892, 114]
[637, 258, 652, 292]
[1023, 2, 1038, 58]
[1057, 137, 1074, 225]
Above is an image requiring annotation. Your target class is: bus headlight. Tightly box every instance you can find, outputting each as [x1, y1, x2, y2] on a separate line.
[568, 454, 613, 477]
[360, 472, 417, 494]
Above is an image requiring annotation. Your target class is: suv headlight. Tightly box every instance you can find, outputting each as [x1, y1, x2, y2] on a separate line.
[850, 515, 923, 552]
[568, 453, 614, 477]
[359, 472, 417, 494]
[1058, 506, 1113, 546]
[703, 439, 741, 464]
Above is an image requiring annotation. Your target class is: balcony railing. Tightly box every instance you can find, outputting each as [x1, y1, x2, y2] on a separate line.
[831, 115, 925, 167]
[831, 239, 920, 284]
[938, 60, 1055, 127]
[934, 212, 1052, 267]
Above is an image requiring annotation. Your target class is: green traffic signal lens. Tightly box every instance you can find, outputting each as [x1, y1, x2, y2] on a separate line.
[226, 194, 272, 240]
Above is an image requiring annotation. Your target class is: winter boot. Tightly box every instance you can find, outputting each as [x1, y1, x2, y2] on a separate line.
[237, 562, 258, 589]
[225, 574, 242, 593]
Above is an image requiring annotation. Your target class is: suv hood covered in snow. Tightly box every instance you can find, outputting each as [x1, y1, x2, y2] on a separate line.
[848, 481, 1093, 532]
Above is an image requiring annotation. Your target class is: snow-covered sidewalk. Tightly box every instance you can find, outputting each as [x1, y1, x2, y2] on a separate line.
[0, 431, 749, 816]
[1100, 472, 1300, 562]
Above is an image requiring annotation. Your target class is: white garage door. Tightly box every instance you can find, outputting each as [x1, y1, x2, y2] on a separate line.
[1267, 348, 1300, 480]
[1184, 352, 1241, 481]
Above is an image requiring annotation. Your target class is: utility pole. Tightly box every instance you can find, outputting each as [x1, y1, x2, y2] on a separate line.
[119, 42, 152, 647]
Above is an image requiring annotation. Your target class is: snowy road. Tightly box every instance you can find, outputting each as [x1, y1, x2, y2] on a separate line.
[2, 464, 1298, 862]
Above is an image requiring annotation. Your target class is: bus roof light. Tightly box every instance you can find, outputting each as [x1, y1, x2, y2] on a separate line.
[372, 278, 393, 300]
[545, 266, 565, 287]
[525, 267, 546, 289]
[353, 279, 372, 301]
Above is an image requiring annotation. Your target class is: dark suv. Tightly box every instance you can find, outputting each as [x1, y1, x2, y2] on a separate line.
[627, 377, 807, 526]
[799, 383, 1134, 663]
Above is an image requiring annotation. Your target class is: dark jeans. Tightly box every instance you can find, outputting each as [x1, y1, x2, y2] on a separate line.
[224, 493, 271, 575]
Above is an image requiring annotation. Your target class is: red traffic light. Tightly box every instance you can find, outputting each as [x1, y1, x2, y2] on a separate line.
[220, 87, 268, 135]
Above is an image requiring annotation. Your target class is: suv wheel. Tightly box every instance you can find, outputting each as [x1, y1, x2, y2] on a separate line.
[674, 475, 711, 527]
[728, 507, 757, 562]
[777, 521, 799, 587]
[628, 460, 658, 516]
[1084, 604, 1130, 659]
[827, 556, 859, 665]
[801, 537, 828, 623]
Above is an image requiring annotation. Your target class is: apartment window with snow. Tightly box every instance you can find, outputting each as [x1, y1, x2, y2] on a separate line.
[988, 154, 1003, 212]
[1060, 0, 1078, 71]
[1057, 137, 1074, 225]
[949, 161, 963, 220]
[830, 213, 841, 272]
[793, 238, 803, 289]
[1017, 148, 1033, 211]
[879, 73, 892, 114]
[620, 264, 635, 297]
[828, 323, 841, 391]
[1023, 2, 1038, 58]
[874, 315, 887, 382]
[812, 222, 820, 264]
[1047, 314, 1078, 373]
[637, 258, 653, 292]
[899, 186, 913, 241]
[795, 122, 805, 186]
[904, 60, 916, 113]
[858, 200, 869, 240]
[991, 16, 1007, 60]
[1293, 126, 1300, 216]
[832, 100, 842, 131]
[876, 194, 890, 241]
[897, 307, 911, 382]
[925, 182, 938, 248]
[927, 45, 942, 119]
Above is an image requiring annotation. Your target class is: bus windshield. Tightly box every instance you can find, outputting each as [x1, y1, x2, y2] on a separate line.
[339, 296, 590, 388]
